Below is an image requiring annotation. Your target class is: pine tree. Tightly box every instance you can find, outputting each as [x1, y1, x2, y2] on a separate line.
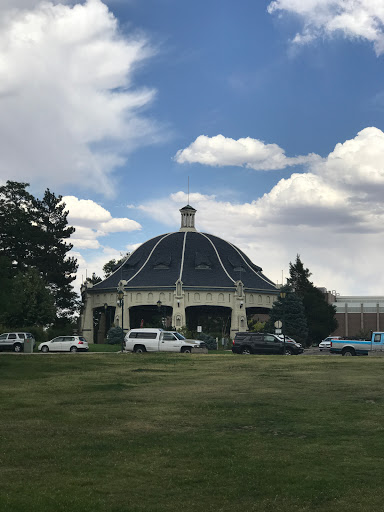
[34, 189, 78, 319]
[0, 181, 79, 325]
[266, 286, 309, 346]
[287, 255, 338, 345]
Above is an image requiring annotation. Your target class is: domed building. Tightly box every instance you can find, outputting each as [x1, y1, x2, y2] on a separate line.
[80, 205, 279, 343]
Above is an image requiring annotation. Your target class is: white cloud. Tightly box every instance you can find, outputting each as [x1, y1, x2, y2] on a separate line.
[139, 127, 384, 294]
[0, 0, 160, 195]
[62, 195, 141, 250]
[268, 0, 384, 55]
[174, 134, 320, 170]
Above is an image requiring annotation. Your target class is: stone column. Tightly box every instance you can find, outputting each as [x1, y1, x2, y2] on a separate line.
[80, 292, 94, 343]
[173, 279, 186, 330]
[230, 281, 247, 339]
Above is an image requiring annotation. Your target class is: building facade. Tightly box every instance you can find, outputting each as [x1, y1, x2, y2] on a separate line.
[79, 205, 279, 342]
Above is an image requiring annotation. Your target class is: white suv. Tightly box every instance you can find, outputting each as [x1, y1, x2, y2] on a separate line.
[38, 336, 89, 353]
[0, 332, 36, 352]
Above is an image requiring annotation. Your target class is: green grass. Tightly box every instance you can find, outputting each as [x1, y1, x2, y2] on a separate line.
[88, 343, 122, 352]
[1, 353, 384, 512]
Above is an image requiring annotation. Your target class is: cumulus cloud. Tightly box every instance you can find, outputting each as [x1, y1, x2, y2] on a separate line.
[0, 0, 159, 195]
[268, 0, 384, 55]
[174, 134, 320, 170]
[139, 127, 384, 294]
[62, 195, 141, 249]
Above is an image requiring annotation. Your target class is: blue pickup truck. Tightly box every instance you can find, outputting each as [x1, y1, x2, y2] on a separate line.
[330, 332, 384, 356]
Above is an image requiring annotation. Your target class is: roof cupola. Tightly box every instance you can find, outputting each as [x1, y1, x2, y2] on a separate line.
[179, 204, 197, 232]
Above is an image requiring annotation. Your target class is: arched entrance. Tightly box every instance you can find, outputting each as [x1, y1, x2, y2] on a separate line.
[93, 305, 116, 343]
[246, 307, 271, 326]
[129, 305, 173, 329]
[186, 305, 232, 338]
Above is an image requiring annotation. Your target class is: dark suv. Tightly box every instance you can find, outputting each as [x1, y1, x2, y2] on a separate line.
[232, 332, 303, 355]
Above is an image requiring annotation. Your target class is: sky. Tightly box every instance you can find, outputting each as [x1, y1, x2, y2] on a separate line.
[2, 0, 384, 296]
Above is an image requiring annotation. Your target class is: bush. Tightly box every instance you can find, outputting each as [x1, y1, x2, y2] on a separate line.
[106, 326, 124, 345]
[197, 332, 217, 350]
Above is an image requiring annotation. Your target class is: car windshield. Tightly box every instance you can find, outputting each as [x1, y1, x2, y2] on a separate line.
[173, 332, 186, 340]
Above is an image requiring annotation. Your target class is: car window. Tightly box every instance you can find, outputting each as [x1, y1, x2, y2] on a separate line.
[139, 332, 157, 339]
[79, 337, 87, 342]
[9, 333, 17, 339]
[63, 337, 75, 342]
[129, 332, 138, 338]
[173, 332, 186, 340]
[18, 333, 26, 339]
[163, 333, 176, 340]
[0, 334, 7, 340]
[264, 335, 278, 343]
[51, 337, 62, 343]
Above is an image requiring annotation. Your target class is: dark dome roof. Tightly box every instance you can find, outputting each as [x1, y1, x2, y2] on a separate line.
[92, 230, 277, 294]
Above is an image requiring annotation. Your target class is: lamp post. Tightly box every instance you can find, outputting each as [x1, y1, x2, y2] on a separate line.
[117, 288, 124, 352]
[280, 290, 286, 354]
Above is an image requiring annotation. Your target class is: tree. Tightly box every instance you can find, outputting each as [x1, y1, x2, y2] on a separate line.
[266, 286, 309, 346]
[0, 256, 17, 323]
[103, 254, 130, 278]
[85, 273, 102, 285]
[34, 189, 78, 319]
[0, 181, 39, 272]
[5, 268, 56, 327]
[287, 255, 338, 345]
[0, 181, 79, 326]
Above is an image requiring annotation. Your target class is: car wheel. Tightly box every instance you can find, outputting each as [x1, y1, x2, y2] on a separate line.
[41, 346, 49, 353]
[342, 349, 355, 356]
[70, 346, 78, 353]
[284, 348, 293, 355]
[13, 343, 23, 353]
[181, 347, 192, 353]
[241, 346, 252, 355]
[134, 345, 146, 353]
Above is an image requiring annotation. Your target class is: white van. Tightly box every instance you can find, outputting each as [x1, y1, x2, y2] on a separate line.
[124, 328, 208, 353]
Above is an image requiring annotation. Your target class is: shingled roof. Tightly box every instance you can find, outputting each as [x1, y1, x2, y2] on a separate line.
[90, 206, 278, 295]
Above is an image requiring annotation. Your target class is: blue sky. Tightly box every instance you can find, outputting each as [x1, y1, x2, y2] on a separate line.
[2, 0, 384, 295]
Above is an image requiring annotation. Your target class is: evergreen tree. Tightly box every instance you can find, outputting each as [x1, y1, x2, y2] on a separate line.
[287, 255, 338, 345]
[0, 181, 79, 326]
[34, 189, 78, 319]
[5, 268, 56, 327]
[0, 181, 40, 271]
[266, 286, 309, 346]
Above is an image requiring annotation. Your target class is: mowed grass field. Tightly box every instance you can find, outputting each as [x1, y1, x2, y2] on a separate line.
[1, 353, 384, 512]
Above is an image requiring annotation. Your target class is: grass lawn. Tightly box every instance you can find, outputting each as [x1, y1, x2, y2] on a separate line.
[1, 353, 384, 512]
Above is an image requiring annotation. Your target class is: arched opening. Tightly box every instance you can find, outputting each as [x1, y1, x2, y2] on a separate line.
[186, 305, 231, 338]
[93, 305, 116, 344]
[246, 306, 271, 327]
[129, 304, 173, 329]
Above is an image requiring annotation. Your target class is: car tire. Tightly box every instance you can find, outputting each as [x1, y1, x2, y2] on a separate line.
[241, 346, 252, 355]
[181, 347, 192, 353]
[70, 346, 78, 353]
[284, 348, 293, 355]
[342, 349, 355, 356]
[41, 346, 49, 353]
[13, 343, 23, 353]
[134, 345, 146, 353]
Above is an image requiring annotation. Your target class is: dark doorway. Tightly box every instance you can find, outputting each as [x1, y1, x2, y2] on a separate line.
[186, 305, 231, 338]
[129, 305, 173, 329]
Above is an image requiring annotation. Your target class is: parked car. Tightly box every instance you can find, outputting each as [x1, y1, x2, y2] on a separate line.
[319, 336, 342, 351]
[0, 332, 36, 352]
[275, 335, 302, 348]
[232, 332, 303, 355]
[38, 336, 89, 353]
[124, 328, 207, 353]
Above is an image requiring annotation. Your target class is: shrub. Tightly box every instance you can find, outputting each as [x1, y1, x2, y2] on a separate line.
[106, 326, 124, 345]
